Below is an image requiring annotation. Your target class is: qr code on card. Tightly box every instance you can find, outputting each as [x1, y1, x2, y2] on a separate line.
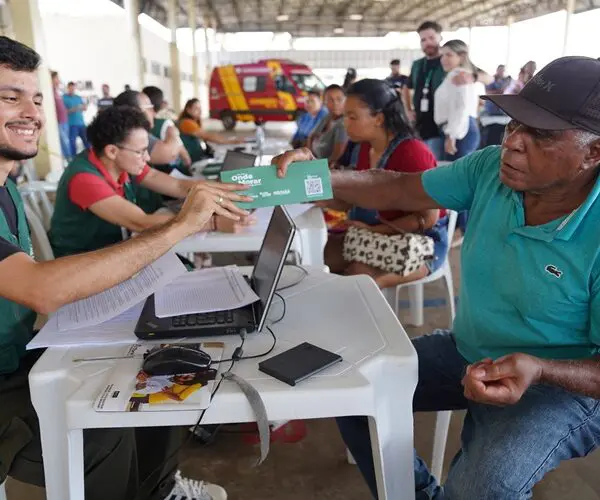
[304, 177, 323, 197]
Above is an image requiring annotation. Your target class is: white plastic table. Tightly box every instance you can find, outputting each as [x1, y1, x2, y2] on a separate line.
[29, 269, 418, 500]
[173, 205, 327, 266]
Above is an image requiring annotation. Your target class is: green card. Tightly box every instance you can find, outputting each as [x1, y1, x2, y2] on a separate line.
[220, 159, 333, 209]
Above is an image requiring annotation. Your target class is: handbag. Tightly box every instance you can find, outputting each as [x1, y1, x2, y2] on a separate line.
[342, 133, 433, 275]
[343, 226, 434, 276]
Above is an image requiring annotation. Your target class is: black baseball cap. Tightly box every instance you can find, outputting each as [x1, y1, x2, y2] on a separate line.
[482, 56, 600, 135]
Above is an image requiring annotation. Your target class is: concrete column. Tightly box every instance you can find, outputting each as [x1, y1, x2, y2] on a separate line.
[506, 16, 513, 71]
[189, 0, 199, 97]
[8, 0, 62, 178]
[124, 0, 144, 89]
[168, 0, 182, 113]
[0, 1, 14, 38]
[563, 0, 575, 56]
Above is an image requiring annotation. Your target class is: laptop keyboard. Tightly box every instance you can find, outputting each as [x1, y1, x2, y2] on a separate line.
[171, 310, 235, 328]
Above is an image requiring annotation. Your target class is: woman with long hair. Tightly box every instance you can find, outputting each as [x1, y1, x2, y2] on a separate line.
[178, 98, 242, 150]
[324, 78, 449, 288]
[434, 39, 481, 160]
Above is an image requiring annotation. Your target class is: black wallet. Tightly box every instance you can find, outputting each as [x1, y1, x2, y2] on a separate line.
[258, 342, 343, 386]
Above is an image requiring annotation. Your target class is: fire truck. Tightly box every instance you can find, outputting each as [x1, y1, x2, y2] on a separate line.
[209, 59, 324, 130]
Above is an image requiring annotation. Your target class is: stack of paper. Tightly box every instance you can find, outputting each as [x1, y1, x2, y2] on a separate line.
[28, 252, 187, 349]
[154, 266, 259, 318]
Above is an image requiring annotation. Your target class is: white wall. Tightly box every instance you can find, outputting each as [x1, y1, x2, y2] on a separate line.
[41, 11, 198, 114]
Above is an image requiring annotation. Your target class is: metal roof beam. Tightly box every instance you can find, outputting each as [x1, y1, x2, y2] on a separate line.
[448, 0, 527, 27]
[231, 0, 243, 29]
[384, 0, 434, 25]
[204, 0, 223, 29]
[276, 0, 286, 31]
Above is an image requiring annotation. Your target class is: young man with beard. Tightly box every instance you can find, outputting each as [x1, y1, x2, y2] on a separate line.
[0, 36, 249, 500]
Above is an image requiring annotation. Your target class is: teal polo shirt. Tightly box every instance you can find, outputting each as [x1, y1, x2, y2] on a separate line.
[422, 146, 600, 363]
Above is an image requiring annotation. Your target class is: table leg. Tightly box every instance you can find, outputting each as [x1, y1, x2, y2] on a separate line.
[367, 360, 418, 500]
[30, 371, 72, 500]
[67, 430, 85, 499]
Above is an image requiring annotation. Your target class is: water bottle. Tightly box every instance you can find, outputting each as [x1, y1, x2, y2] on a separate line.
[255, 123, 265, 154]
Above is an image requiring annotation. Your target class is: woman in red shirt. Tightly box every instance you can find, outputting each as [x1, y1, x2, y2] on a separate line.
[325, 78, 449, 289]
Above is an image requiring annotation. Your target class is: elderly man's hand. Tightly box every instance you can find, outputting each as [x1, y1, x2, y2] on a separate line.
[462, 353, 543, 406]
[271, 147, 316, 178]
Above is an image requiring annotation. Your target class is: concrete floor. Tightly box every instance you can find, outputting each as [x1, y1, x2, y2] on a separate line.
[8, 122, 600, 498]
[7, 248, 600, 499]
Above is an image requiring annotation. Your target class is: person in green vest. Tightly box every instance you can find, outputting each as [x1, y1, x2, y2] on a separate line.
[177, 97, 244, 158]
[0, 36, 248, 500]
[142, 85, 192, 174]
[49, 105, 255, 258]
[113, 89, 191, 176]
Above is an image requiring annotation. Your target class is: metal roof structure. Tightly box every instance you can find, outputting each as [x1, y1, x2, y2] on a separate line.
[113, 0, 600, 36]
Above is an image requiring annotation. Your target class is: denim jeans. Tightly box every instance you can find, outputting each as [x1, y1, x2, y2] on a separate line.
[337, 331, 600, 500]
[69, 124, 89, 156]
[58, 122, 71, 160]
[423, 137, 444, 162]
[442, 117, 480, 162]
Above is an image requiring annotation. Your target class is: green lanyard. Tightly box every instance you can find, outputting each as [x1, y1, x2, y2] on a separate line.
[423, 69, 434, 97]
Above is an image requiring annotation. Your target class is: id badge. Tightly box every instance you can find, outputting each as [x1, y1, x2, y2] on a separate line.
[420, 98, 429, 113]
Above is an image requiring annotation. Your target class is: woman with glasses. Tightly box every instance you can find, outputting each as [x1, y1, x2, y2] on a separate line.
[49, 106, 252, 258]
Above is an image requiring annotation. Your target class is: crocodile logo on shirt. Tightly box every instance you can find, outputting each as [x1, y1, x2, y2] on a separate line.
[545, 265, 563, 278]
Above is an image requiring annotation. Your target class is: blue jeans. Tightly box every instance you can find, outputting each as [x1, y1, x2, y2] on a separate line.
[69, 124, 89, 156]
[442, 117, 480, 162]
[58, 122, 71, 160]
[337, 331, 600, 500]
[424, 137, 444, 161]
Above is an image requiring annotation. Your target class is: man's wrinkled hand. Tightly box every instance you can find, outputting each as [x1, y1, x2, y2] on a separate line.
[462, 353, 543, 406]
[271, 147, 315, 178]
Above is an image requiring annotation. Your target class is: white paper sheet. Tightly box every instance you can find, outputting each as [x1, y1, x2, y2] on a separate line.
[56, 252, 186, 331]
[154, 266, 259, 318]
[27, 302, 144, 349]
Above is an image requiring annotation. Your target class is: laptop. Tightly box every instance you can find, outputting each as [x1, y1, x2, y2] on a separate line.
[202, 150, 257, 179]
[221, 150, 257, 172]
[134, 206, 296, 339]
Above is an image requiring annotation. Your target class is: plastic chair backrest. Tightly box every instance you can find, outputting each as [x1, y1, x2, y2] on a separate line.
[445, 210, 458, 250]
[24, 204, 54, 261]
[21, 159, 38, 181]
[19, 186, 53, 231]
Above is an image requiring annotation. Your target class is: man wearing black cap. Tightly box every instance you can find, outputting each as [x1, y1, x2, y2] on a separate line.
[273, 56, 600, 499]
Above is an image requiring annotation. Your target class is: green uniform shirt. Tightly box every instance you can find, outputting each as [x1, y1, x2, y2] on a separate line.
[49, 152, 138, 257]
[0, 180, 36, 374]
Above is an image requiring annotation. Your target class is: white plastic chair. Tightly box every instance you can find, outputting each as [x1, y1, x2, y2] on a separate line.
[388, 210, 458, 481]
[24, 204, 54, 261]
[19, 186, 54, 232]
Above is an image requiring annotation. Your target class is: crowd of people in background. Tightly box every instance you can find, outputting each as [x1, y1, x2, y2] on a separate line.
[293, 19, 539, 255]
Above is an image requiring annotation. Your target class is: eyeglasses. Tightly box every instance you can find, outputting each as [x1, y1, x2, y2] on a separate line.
[506, 119, 562, 141]
[116, 144, 149, 158]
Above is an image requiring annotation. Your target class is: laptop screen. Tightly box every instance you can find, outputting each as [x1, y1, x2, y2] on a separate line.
[251, 207, 296, 331]
[221, 150, 257, 172]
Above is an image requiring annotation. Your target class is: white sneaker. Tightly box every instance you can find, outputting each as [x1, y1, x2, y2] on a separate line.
[164, 470, 227, 500]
